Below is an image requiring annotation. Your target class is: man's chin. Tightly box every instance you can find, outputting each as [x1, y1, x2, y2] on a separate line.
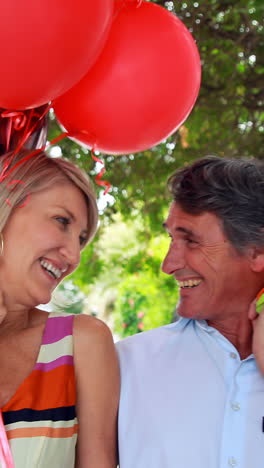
[176, 305, 202, 320]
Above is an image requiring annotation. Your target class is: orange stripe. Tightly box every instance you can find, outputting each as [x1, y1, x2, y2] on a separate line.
[7, 424, 78, 440]
[3, 365, 76, 412]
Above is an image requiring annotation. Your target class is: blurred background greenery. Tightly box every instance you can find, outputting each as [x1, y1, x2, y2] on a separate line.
[48, 0, 264, 339]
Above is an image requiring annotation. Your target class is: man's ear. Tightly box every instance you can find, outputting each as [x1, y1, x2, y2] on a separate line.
[248, 246, 264, 272]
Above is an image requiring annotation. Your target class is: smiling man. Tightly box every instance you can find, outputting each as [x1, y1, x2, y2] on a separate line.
[116, 156, 264, 468]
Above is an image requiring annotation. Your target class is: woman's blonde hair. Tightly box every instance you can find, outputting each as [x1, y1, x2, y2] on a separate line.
[0, 150, 98, 243]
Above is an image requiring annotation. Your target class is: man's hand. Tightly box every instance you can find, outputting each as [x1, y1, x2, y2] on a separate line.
[249, 299, 264, 375]
[0, 290, 7, 325]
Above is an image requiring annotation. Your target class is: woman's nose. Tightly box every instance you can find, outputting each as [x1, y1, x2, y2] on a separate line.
[60, 238, 81, 267]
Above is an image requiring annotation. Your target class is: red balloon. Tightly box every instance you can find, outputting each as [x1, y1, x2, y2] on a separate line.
[0, 0, 113, 110]
[53, 0, 201, 155]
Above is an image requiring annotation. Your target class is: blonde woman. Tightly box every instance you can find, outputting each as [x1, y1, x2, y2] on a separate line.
[0, 150, 119, 467]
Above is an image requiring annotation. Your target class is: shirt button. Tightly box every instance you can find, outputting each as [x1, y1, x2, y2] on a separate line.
[228, 457, 237, 466]
[230, 352, 237, 359]
[231, 402, 241, 411]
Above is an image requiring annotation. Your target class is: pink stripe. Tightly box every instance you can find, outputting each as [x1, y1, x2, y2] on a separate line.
[34, 355, 73, 372]
[0, 411, 15, 468]
[42, 315, 74, 344]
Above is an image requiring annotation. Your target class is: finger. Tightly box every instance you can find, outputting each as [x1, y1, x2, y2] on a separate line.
[256, 308, 264, 325]
[0, 290, 4, 307]
[248, 299, 258, 320]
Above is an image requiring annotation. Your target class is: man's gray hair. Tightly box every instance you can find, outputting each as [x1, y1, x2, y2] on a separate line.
[168, 156, 264, 253]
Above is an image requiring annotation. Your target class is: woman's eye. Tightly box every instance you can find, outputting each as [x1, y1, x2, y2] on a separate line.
[79, 235, 87, 247]
[55, 216, 70, 227]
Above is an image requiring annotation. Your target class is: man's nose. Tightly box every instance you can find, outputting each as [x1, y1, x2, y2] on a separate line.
[161, 243, 185, 275]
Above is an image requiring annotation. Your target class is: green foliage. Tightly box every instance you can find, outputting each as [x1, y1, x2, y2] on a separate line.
[48, 0, 264, 335]
[49, 0, 264, 228]
[49, 0, 264, 232]
[113, 236, 178, 337]
[67, 238, 105, 294]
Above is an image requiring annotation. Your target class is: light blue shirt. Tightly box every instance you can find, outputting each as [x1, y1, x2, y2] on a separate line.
[116, 318, 264, 468]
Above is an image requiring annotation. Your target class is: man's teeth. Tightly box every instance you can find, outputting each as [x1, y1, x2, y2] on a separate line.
[40, 259, 63, 279]
[178, 279, 201, 288]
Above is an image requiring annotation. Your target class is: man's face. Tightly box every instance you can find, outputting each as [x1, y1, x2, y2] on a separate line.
[162, 202, 255, 322]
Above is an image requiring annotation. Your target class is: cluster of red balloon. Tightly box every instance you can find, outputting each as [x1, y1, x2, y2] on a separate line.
[0, 0, 113, 110]
[53, 0, 201, 155]
[0, 0, 113, 152]
[0, 0, 201, 156]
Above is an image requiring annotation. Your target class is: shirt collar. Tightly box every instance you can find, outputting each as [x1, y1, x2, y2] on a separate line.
[194, 319, 255, 361]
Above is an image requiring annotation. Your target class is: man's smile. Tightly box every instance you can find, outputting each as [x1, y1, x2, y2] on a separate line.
[178, 279, 202, 289]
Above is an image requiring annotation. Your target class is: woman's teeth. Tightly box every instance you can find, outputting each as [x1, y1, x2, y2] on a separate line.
[40, 259, 62, 279]
[178, 279, 201, 288]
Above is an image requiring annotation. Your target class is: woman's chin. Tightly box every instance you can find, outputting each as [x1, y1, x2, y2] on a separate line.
[29, 292, 52, 308]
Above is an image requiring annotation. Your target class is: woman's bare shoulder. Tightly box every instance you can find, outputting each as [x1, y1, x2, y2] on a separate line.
[73, 314, 114, 349]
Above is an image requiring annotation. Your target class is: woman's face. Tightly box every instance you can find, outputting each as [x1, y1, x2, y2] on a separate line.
[0, 182, 88, 310]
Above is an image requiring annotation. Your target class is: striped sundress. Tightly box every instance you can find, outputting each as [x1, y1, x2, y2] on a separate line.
[1, 312, 78, 468]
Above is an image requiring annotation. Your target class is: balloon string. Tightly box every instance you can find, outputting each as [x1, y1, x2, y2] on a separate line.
[0, 411, 15, 468]
[0, 132, 68, 207]
[0, 130, 111, 195]
[13, 104, 52, 156]
[5, 180, 31, 209]
[1, 104, 51, 157]
[91, 148, 111, 195]
[0, 110, 27, 152]
[0, 129, 66, 182]
[46, 131, 68, 147]
[0, 161, 12, 183]
[0, 104, 51, 178]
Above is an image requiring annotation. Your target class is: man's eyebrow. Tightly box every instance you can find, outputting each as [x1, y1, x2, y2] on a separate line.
[176, 227, 196, 237]
[162, 223, 200, 239]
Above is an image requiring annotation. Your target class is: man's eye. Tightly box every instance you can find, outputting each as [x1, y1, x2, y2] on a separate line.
[186, 238, 197, 246]
[55, 216, 70, 226]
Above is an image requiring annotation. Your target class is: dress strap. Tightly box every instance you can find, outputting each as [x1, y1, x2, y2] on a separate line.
[0, 410, 14, 468]
[41, 312, 74, 346]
